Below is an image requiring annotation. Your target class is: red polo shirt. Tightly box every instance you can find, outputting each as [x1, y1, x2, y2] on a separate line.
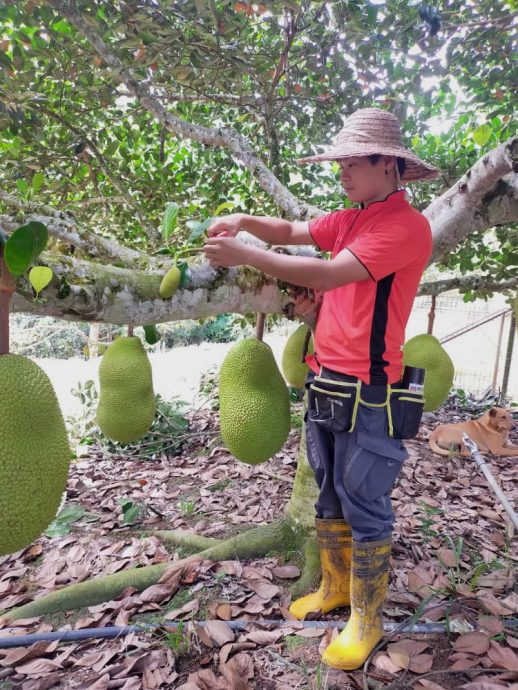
[307, 190, 432, 385]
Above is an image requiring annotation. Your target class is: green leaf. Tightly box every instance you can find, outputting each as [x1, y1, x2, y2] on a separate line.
[118, 499, 142, 525]
[44, 503, 87, 537]
[29, 266, 53, 296]
[153, 246, 175, 255]
[4, 221, 48, 277]
[213, 201, 235, 216]
[0, 51, 13, 70]
[187, 217, 213, 242]
[16, 178, 28, 196]
[31, 171, 45, 194]
[162, 202, 179, 241]
[472, 124, 492, 146]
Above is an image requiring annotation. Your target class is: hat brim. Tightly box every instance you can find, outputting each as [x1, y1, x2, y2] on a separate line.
[298, 145, 440, 182]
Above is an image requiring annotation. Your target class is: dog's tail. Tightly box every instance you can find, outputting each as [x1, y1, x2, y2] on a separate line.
[428, 429, 450, 457]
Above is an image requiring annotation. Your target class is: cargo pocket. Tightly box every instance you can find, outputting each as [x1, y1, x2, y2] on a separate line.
[389, 389, 425, 439]
[344, 431, 407, 501]
[307, 377, 358, 434]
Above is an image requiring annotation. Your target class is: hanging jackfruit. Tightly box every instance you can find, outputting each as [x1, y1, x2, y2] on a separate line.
[281, 324, 314, 388]
[402, 334, 454, 412]
[0, 355, 70, 556]
[219, 338, 290, 464]
[159, 266, 181, 299]
[96, 336, 155, 443]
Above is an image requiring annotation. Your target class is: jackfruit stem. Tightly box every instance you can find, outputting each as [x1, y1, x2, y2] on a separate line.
[0, 254, 15, 355]
[255, 312, 266, 341]
[127, 324, 134, 337]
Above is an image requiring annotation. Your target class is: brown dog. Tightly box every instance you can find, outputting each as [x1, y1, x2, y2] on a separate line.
[429, 407, 518, 457]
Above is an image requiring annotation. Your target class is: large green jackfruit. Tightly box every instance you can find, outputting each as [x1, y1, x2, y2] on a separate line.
[281, 324, 314, 388]
[0, 355, 70, 556]
[219, 338, 290, 464]
[402, 334, 455, 412]
[96, 337, 155, 444]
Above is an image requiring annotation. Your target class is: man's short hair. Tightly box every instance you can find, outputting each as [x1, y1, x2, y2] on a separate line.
[368, 154, 407, 177]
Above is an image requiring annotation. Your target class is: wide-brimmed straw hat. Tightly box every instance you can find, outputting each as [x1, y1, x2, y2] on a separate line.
[298, 107, 440, 182]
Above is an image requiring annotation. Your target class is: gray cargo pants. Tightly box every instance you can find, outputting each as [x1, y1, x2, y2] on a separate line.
[305, 368, 408, 542]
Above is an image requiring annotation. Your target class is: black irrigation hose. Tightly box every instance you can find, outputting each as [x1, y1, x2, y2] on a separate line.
[1, 619, 517, 649]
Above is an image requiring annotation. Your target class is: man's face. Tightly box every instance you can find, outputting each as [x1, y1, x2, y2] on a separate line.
[338, 156, 392, 204]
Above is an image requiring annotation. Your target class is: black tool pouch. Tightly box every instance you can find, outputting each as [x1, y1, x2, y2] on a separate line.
[388, 388, 425, 439]
[307, 376, 360, 434]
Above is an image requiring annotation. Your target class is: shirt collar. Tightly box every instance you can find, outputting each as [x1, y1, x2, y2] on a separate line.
[359, 189, 407, 213]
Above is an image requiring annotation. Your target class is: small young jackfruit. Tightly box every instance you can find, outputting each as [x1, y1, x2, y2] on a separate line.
[402, 334, 454, 412]
[159, 266, 181, 299]
[281, 324, 314, 388]
[0, 355, 70, 556]
[219, 338, 290, 464]
[96, 337, 155, 444]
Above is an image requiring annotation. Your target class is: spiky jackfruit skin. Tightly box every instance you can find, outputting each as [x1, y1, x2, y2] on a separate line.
[282, 324, 314, 388]
[0, 355, 70, 556]
[219, 338, 290, 464]
[159, 266, 181, 299]
[96, 337, 155, 444]
[402, 334, 454, 412]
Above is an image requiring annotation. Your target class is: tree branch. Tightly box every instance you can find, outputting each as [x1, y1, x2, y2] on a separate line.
[0, 207, 146, 268]
[40, 106, 159, 241]
[425, 137, 518, 263]
[418, 274, 517, 296]
[44, 0, 321, 220]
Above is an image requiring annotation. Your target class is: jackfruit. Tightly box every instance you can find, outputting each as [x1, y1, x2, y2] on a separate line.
[96, 337, 155, 443]
[219, 337, 290, 464]
[282, 324, 314, 388]
[0, 355, 70, 556]
[159, 266, 181, 299]
[402, 334, 454, 412]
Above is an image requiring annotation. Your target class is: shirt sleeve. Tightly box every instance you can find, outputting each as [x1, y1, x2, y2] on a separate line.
[345, 221, 432, 281]
[308, 209, 356, 252]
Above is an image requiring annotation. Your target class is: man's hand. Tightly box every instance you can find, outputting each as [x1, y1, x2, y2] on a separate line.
[207, 214, 245, 238]
[203, 235, 251, 268]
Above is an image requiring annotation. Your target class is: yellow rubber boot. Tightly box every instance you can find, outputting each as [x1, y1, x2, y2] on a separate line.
[322, 537, 391, 670]
[289, 518, 352, 620]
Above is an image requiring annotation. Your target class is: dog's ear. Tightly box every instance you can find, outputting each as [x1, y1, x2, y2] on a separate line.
[488, 408, 497, 417]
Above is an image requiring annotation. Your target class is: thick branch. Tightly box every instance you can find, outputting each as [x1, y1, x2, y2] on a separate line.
[10, 252, 291, 325]
[418, 274, 517, 296]
[44, 0, 321, 221]
[425, 137, 518, 263]
[10, 244, 516, 326]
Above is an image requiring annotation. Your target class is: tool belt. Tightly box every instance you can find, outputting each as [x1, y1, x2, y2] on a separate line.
[307, 371, 425, 440]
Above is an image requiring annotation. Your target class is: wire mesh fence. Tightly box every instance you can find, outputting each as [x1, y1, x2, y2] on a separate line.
[407, 292, 516, 401]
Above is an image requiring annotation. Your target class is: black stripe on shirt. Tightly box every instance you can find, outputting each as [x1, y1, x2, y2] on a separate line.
[369, 273, 395, 385]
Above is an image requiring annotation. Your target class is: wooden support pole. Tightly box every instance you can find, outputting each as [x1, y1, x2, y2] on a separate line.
[491, 313, 506, 394]
[427, 295, 436, 335]
[501, 313, 516, 399]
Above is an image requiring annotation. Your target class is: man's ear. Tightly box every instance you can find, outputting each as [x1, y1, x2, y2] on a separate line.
[383, 155, 396, 171]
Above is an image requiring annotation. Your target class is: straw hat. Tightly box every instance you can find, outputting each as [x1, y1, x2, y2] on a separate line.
[298, 107, 440, 182]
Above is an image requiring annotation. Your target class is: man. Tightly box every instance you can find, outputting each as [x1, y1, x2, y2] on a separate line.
[203, 107, 439, 670]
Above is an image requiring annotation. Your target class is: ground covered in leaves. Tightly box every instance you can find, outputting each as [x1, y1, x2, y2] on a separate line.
[0, 406, 517, 690]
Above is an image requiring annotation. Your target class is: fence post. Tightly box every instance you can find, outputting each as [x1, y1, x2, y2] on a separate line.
[427, 295, 436, 335]
[491, 314, 506, 394]
[502, 313, 516, 399]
